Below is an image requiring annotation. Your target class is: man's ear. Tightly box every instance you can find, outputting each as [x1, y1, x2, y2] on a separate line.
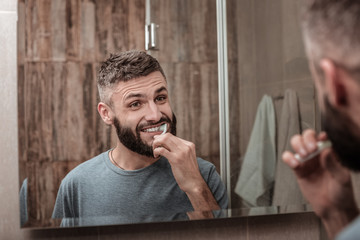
[320, 59, 348, 107]
[98, 102, 115, 125]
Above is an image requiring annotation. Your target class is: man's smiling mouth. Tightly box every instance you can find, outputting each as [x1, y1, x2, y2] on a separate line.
[141, 123, 167, 133]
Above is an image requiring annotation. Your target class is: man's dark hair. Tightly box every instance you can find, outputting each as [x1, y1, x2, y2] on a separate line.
[301, 0, 360, 79]
[97, 50, 166, 104]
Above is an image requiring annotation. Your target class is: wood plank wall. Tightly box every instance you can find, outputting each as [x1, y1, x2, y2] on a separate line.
[18, 0, 145, 227]
[148, 0, 220, 170]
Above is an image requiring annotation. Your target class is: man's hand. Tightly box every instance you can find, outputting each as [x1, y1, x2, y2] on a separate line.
[152, 133, 220, 212]
[282, 129, 358, 239]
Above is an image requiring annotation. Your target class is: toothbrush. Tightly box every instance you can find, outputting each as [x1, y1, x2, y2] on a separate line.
[160, 123, 167, 135]
[294, 140, 332, 163]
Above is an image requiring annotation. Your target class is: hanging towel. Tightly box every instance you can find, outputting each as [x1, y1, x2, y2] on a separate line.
[272, 89, 307, 207]
[234, 95, 276, 207]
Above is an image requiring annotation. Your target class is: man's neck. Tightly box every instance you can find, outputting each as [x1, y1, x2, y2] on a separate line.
[110, 143, 159, 170]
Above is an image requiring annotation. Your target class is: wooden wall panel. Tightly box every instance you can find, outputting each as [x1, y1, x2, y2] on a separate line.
[80, 0, 96, 62]
[50, 0, 67, 61]
[93, 0, 146, 61]
[25, 0, 52, 60]
[150, 0, 217, 63]
[19, 0, 145, 227]
[128, 0, 147, 50]
[150, 0, 220, 169]
[65, 0, 81, 60]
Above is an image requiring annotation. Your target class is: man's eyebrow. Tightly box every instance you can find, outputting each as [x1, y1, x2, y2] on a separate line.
[124, 87, 167, 101]
[124, 93, 145, 101]
[155, 86, 167, 94]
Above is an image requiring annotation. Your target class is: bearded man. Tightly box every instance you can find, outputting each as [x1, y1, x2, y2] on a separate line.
[52, 50, 227, 226]
[282, 0, 360, 239]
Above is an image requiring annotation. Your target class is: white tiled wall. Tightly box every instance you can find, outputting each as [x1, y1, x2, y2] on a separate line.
[0, 0, 17, 12]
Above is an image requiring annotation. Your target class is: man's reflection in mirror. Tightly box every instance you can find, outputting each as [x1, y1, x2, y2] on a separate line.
[52, 50, 228, 226]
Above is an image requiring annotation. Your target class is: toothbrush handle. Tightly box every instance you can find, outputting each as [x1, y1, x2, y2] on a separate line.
[294, 140, 332, 163]
[295, 149, 322, 163]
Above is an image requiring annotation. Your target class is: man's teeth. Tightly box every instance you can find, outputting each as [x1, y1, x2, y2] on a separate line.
[143, 124, 166, 133]
[144, 126, 162, 132]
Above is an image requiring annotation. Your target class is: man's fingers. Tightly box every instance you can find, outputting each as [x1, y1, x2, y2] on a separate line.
[153, 146, 170, 158]
[153, 134, 192, 155]
[290, 129, 320, 159]
[318, 131, 328, 141]
[153, 134, 175, 151]
[290, 134, 308, 157]
[303, 129, 318, 152]
[282, 151, 300, 168]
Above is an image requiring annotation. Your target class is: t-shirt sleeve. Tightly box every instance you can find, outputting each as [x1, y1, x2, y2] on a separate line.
[52, 178, 76, 220]
[207, 165, 228, 209]
[335, 216, 360, 240]
[198, 158, 228, 209]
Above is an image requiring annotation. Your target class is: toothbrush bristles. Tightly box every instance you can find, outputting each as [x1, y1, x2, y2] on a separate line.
[162, 124, 167, 135]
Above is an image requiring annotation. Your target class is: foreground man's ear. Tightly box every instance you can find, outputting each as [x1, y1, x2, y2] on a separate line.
[320, 59, 348, 107]
[98, 102, 115, 125]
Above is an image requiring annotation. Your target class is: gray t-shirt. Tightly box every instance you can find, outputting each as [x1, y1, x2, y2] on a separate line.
[52, 150, 228, 226]
[19, 178, 28, 227]
[336, 216, 360, 240]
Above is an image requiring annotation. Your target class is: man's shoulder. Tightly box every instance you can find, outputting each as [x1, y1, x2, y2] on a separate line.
[196, 157, 218, 180]
[62, 151, 108, 182]
[336, 216, 360, 240]
[197, 157, 216, 170]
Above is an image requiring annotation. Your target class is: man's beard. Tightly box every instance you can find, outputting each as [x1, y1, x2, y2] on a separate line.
[323, 97, 360, 171]
[113, 113, 177, 158]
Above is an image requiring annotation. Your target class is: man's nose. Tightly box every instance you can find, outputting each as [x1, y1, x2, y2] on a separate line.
[144, 102, 162, 122]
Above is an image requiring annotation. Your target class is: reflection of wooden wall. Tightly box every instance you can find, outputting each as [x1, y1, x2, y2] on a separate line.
[149, 0, 220, 169]
[227, 0, 321, 208]
[18, 0, 145, 227]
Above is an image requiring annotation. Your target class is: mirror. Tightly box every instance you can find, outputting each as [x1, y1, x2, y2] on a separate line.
[18, 0, 316, 228]
[226, 0, 321, 209]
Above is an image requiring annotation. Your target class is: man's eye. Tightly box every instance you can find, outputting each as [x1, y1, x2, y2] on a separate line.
[129, 102, 141, 108]
[155, 96, 167, 102]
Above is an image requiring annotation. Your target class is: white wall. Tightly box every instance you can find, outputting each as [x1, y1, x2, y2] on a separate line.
[0, 0, 22, 239]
